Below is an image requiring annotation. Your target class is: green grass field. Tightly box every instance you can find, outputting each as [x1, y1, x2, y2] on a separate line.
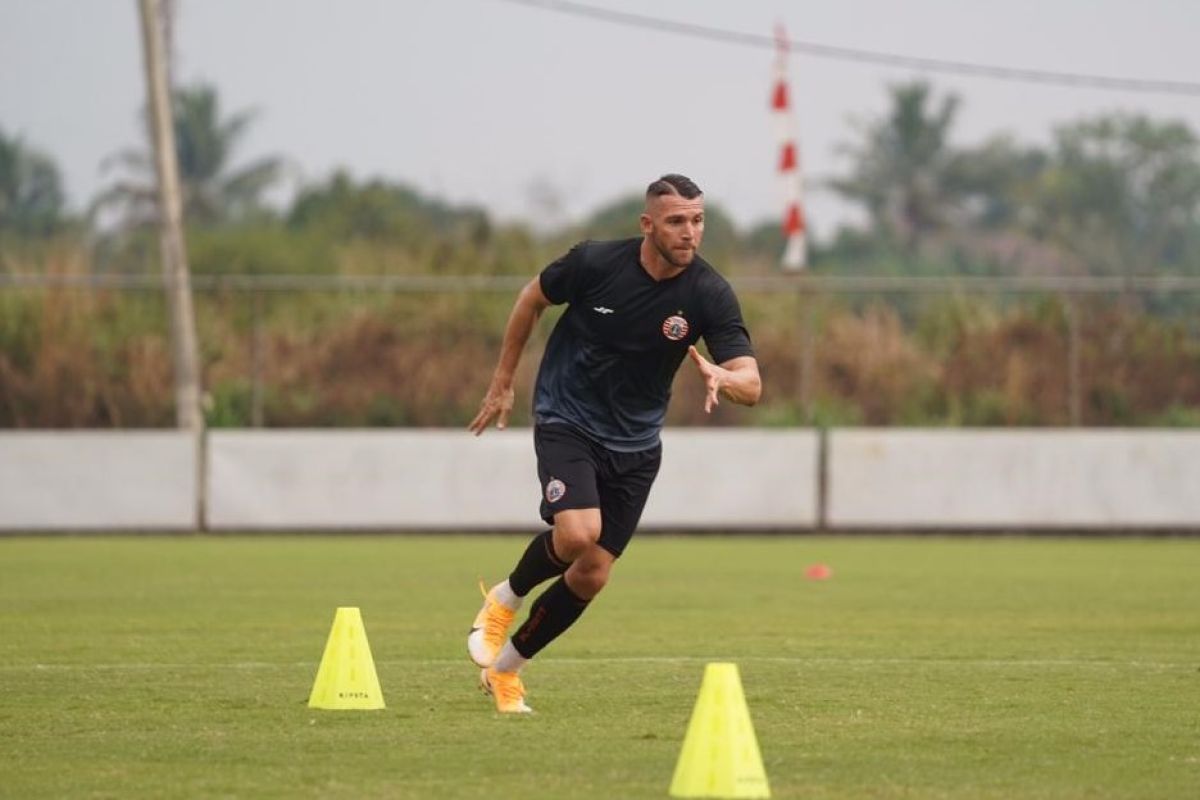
[1, 535, 1198, 799]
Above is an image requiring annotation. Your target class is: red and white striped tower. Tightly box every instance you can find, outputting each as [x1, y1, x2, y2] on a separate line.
[771, 23, 807, 270]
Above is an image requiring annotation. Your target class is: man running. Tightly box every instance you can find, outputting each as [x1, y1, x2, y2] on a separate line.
[467, 174, 761, 713]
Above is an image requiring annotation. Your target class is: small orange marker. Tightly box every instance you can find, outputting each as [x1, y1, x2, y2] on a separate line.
[804, 563, 833, 581]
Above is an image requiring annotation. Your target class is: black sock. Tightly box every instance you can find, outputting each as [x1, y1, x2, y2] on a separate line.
[511, 577, 590, 659]
[508, 529, 570, 597]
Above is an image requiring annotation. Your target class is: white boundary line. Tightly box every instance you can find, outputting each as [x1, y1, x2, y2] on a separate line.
[0, 656, 1192, 672]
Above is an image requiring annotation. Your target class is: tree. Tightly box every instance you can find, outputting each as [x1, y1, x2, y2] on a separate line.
[831, 82, 966, 251]
[0, 126, 66, 237]
[1031, 114, 1200, 275]
[95, 83, 283, 228]
[283, 171, 520, 274]
[948, 136, 1047, 231]
[287, 171, 490, 244]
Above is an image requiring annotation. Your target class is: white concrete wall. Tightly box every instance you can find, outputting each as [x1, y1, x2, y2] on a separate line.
[0, 431, 197, 530]
[5, 428, 1198, 531]
[646, 429, 818, 528]
[206, 428, 821, 530]
[207, 429, 538, 529]
[828, 429, 1200, 528]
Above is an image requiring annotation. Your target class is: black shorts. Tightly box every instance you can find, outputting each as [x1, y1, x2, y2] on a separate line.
[534, 423, 662, 557]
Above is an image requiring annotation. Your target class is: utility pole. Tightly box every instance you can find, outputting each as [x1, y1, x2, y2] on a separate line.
[137, 0, 206, 529]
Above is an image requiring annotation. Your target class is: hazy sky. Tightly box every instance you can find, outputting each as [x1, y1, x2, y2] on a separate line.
[3, 0, 1199, 235]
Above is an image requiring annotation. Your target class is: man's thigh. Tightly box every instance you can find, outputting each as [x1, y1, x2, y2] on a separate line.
[534, 424, 602, 524]
[596, 445, 662, 557]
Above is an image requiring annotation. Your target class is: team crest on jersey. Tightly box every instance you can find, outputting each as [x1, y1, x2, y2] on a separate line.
[545, 478, 567, 504]
[661, 314, 689, 341]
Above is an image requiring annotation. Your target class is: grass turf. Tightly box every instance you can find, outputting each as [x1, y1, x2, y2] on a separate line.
[1, 535, 1198, 799]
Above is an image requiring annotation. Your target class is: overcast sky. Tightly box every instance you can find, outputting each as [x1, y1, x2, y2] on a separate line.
[3, 0, 1199, 235]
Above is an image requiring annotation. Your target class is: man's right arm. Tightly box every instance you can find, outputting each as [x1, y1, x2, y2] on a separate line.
[468, 277, 553, 435]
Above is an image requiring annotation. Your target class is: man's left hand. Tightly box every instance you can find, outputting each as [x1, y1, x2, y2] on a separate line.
[687, 345, 725, 413]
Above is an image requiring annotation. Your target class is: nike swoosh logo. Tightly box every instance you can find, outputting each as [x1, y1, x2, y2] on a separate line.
[593, 306, 614, 314]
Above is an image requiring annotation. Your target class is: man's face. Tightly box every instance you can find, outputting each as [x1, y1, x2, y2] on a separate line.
[641, 193, 705, 268]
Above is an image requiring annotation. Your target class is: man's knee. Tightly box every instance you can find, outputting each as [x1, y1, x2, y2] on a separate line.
[566, 552, 613, 599]
[552, 510, 602, 560]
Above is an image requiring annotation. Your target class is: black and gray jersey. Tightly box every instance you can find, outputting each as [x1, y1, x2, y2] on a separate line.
[533, 238, 754, 452]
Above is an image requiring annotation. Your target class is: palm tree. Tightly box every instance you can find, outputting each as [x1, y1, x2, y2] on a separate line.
[0, 126, 66, 237]
[94, 83, 284, 228]
[831, 82, 964, 251]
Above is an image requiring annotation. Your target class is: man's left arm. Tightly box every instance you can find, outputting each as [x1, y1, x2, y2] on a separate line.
[687, 346, 762, 413]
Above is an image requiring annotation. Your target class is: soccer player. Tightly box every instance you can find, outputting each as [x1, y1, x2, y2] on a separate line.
[467, 174, 761, 713]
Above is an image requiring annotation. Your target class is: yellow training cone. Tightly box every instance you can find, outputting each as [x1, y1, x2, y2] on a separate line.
[669, 662, 770, 799]
[307, 607, 386, 710]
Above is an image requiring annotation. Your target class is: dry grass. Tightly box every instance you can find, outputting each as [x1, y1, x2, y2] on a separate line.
[1, 250, 1198, 428]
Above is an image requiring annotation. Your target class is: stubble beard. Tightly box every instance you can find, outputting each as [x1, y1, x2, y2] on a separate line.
[652, 231, 695, 269]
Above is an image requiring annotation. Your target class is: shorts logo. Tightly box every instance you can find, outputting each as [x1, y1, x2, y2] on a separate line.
[545, 478, 567, 504]
[661, 315, 689, 341]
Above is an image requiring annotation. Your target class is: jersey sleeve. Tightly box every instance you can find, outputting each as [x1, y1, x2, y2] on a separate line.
[538, 242, 591, 305]
[702, 279, 755, 364]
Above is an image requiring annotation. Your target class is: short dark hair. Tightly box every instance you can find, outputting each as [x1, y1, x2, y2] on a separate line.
[646, 174, 702, 200]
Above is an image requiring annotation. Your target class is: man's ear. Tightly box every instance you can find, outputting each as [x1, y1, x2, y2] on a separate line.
[639, 213, 652, 236]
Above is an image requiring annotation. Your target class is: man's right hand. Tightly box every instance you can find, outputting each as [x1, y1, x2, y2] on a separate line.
[468, 380, 515, 435]
[469, 277, 549, 436]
